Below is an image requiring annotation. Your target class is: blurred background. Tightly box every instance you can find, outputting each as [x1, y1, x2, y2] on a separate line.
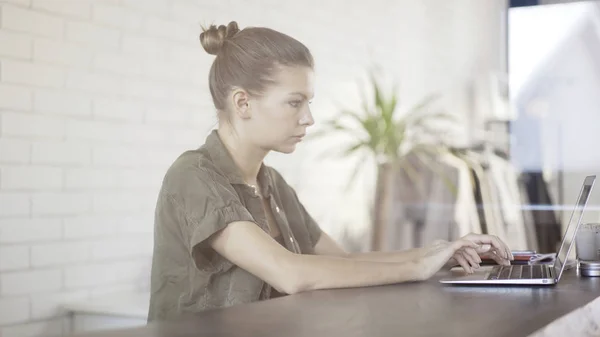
[0, 0, 599, 336]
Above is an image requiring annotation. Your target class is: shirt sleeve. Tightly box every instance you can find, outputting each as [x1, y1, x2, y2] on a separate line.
[165, 167, 255, 272]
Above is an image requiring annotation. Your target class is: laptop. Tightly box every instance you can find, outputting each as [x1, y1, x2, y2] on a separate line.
[440, 175, 596, 286]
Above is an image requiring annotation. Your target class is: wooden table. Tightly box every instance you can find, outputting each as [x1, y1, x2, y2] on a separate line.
[70, 268, 600, 337]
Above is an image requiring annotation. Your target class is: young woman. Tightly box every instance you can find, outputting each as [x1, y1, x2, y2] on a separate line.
[147, 21, 514, 322]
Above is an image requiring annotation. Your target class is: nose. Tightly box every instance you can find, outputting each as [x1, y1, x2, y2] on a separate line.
[299, 106, 314, 126]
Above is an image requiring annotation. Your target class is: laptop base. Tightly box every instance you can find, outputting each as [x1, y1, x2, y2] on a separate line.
[439, 266, 556, 285]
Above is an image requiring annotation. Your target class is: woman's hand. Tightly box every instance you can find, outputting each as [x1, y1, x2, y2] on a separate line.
[415, 239, 480, 281]
[446, 233, 514, 273]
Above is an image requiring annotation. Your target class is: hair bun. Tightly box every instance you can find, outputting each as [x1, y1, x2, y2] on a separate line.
[200, 21, 240, 55]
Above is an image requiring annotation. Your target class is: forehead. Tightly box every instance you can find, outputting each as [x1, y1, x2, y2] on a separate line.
[268, 66, 314, 96]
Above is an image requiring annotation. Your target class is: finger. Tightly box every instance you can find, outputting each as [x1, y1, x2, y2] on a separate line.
[495, 243, 513, 262]
[459, 250, 479, 269]
[463, 247, 482, 266]
[466, 234, 511, 260]
[452, 239, 478, 251]
[475, 244, 492, 254]
[475, 244, 508, 264]
[461, 235, 512, 263]
[454, 254, 472, 274]
[502, 241, 514, 260]
[495, 237, 513, 260]
[481, 251, 510, 266]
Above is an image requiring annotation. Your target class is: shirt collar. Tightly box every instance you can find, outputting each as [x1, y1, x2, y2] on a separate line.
[204, 129, 273, 197]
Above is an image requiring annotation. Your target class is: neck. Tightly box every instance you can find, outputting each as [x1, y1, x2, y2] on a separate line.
[217, 124, 267, 186]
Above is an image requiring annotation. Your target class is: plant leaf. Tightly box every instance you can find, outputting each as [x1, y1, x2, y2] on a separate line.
[338, 109, 368, 126]
[403, 94, 441, 123]
[411, 111, 458, 128]
[344, 152, 370, 192]
[341, 140, 370, 157]
[315, 146, 349, 160]
[397, 158, 421, 187]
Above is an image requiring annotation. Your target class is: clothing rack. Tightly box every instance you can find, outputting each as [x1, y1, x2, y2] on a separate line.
[385, 145, 541, 252]
[380, 111, 559, 252]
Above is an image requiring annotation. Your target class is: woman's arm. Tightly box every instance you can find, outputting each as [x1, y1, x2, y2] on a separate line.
[207, 221, 475, 295]
[313, 233, 463, 270]
[313, 232, 513, 272]
[313, 232, 426, 262]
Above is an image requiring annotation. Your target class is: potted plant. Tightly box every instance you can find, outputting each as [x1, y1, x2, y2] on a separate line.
[309, 70, 458, 251]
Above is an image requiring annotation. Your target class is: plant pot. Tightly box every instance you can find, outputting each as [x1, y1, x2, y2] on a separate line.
[371, 161, 398, 251]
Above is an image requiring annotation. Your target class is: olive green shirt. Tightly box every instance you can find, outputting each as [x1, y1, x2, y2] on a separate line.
[147, 130, 323, 322]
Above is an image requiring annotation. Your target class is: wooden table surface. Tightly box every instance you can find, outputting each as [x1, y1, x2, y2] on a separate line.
[70, 268, 600, 337]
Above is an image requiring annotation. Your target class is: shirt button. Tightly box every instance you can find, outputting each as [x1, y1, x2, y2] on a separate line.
[275, 206, 280, 213]
[289, 237, 294, 243]
[249, 185, 258, 197]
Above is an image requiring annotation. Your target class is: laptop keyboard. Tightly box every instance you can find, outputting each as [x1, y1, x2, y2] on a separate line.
[487, 265, 548, 280]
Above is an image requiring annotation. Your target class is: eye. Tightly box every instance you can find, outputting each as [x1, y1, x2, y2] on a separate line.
[288, 100, 302, 108]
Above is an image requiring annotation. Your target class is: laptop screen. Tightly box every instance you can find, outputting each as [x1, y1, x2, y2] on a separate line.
[553, 175, 596, 278]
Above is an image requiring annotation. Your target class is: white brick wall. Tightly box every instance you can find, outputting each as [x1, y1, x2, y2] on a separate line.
[31, 192, 91, 215]
[1, 269, 62, 295]
[65, 168, 120, 189]
[64, 260, 144, 288]
[31, 141, 91, 165]
[31, 290, 89, 319]
[0, 166, 63, 190]
[0, 84, 33, 111]
[0, 245, 29, 271]
[0, 31, 32, 59]
[0, 5, 64, 39]
[31, 0, 91, 19]
[0, 139, 31, 163]
[33, 88, 92, 116]
[33, 37, 94, 68]
[1, 318, 63, 337]
[0, 0, 506, 334]
[0, 297, 30, 325]
[30, 241, 90, 267]
[1, 112, 65, 139]
[1, 60, 66, 88]
[0, 193, 30, 216]
[0, 218, 62, 243]
[66, 21, 120, 50]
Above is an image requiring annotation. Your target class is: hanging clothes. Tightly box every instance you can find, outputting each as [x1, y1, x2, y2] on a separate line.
[388, 153, 434, 250]
[488, 154, 528, 250]
[389, 151, 482, 249]
[455, 152, 505, 241]
[388, 152, 460, 249]
[518, 174, 539, 252]
[435, 152, 482, 238]
[470, 165, 489, 234]
[521, 172, 561, 253]
[386, 149, 532, 251]
[417, 154, 460, 246]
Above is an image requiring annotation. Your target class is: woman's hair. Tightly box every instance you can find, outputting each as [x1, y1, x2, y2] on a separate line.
[199, 21, 314, 113]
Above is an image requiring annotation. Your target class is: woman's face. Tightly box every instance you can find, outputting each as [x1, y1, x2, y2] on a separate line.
[241, 66, 315, 154]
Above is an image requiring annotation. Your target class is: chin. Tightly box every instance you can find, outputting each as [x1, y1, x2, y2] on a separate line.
[273, 144, 297, 154]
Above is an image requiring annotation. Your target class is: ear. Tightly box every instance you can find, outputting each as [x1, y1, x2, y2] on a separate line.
[231, 88, 251, 119]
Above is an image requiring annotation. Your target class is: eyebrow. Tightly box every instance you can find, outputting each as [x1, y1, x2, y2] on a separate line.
[288, 92, 313, 99]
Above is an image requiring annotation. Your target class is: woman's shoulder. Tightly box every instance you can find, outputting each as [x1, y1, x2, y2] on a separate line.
[160, 146, 228, 193]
